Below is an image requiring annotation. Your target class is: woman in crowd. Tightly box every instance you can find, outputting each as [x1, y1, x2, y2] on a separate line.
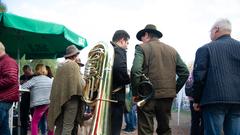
[21, 64, 53, 135]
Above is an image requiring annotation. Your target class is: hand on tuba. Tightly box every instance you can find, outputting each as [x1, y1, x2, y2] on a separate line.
[133, 96, 140, 102]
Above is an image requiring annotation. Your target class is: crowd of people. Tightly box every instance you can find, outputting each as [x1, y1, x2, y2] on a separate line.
[0, 18, 240, 135]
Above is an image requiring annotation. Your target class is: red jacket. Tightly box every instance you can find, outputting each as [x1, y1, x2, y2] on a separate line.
[0, 54, 19, 102]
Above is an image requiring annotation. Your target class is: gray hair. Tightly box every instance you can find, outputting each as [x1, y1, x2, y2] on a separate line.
[0, 41, 5, 52]
[212, 18, 232, 33]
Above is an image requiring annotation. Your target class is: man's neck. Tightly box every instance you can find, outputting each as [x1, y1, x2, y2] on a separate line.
[25, 73, 33, 76]
[114, 41, 121, 47]
[0, 51, 6, 58]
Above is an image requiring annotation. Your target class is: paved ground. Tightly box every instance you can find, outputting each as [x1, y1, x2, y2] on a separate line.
[25, 111, 190, 135]
[120, 111, 191, 135]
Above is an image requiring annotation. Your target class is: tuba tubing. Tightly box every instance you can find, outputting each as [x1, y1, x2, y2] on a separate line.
[136, 74, 154, 108]
[136, 92, 153, 107]
[83, 42, 114, 135]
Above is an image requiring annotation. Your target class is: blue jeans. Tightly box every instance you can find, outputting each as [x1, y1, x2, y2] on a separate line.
[124, 104, 137, 130]
[202, 103, 240, 135]
[0, 102, 13, 135]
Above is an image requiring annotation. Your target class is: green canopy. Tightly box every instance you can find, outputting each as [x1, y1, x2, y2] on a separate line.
[0, 12, 88, 59]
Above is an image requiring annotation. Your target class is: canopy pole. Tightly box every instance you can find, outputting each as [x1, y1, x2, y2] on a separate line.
[17, 47, 21, 135]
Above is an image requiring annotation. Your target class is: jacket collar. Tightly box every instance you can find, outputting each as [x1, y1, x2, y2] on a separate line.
[149, 37, 159, 42]
[216, 34, 231, 40]
[110, 41, 126, 51]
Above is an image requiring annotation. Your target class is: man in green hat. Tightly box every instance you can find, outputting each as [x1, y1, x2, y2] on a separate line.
[131, 24, 189, 135]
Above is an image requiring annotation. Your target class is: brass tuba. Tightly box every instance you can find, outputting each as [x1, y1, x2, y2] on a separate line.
[83, 42, 114, 135]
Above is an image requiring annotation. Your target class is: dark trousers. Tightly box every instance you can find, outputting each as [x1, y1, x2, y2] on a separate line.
[111, 101, 124, 135]
[20, 92, 30, 135]
[138, 98, 173, 135]
[189, 100, 203, 135]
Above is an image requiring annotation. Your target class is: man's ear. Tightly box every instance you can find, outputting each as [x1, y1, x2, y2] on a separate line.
[120, 37, 125, 42]
[119, 38, 125, 45]
[216, 27, 220, 33]
[144, 32, 149, 37]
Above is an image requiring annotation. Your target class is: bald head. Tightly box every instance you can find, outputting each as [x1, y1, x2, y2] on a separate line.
[210, 19, 232, 41]
[0, 41, 6, 57]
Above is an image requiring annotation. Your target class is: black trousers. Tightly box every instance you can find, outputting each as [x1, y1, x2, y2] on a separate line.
[20, 92, 30, 135]
[110, 101, 124, 135]
[138, 98, 173, 135]
[189, 100, 204, 135]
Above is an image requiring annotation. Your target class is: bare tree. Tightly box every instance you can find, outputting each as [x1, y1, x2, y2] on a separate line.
[0, 1, 7, 12]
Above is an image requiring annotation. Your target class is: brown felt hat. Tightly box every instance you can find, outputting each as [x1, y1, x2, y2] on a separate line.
[64, 45, 80, 58]
[136, 24, 163, 41]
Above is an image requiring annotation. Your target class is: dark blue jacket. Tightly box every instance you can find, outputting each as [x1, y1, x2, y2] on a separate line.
[193, 35, 240, 105]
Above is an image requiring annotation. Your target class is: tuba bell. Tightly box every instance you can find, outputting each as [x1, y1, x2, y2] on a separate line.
[83, 42, 114, 135]
[136, 74, 154, 107]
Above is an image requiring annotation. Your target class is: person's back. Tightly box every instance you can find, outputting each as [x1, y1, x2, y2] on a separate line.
[0, 41, 19, 135]
[131, 24, 189, 135]
[48, 59, 83, 128]
[22, 75, 53, 108]
[192, 18, 240, 135]
[52, 60, 83, 97]
[140, 39, 178, 98]
[0, 52, 19, 102]
[48, 45, 85, 134]
[21, 64, 53, 135]
[199, 36, 240, 105]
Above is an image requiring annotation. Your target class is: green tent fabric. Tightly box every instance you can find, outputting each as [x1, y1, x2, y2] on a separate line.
[0, 12, 88, 59]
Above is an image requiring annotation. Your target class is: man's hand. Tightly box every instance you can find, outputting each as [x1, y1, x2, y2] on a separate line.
[193, 103, 201, 111]
[132, 96, 139, 102]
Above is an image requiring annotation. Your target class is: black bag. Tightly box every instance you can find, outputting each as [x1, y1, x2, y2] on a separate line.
[185, 71, 194, 97]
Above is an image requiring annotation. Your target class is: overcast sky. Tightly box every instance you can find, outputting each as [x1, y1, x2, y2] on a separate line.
[2, 0, 240, 68]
